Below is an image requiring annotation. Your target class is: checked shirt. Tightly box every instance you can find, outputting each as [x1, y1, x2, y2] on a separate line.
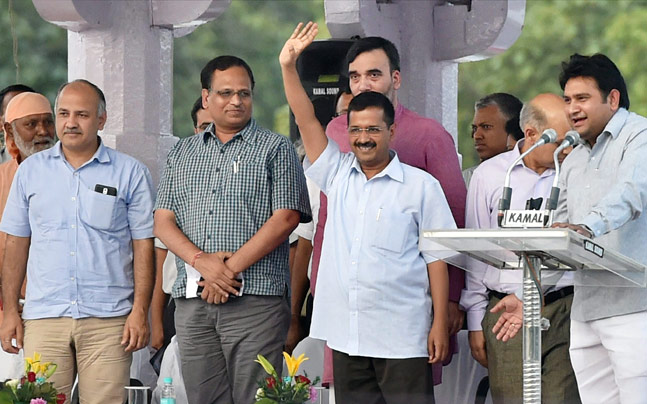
[156, 119, 311, 298]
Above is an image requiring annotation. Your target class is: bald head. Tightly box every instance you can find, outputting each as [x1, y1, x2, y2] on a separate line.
[520, 93, 570, 136]
[519, 93, 573, 174]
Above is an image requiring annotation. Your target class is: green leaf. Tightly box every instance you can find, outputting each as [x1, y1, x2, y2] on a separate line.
[255, 398, 278, 404]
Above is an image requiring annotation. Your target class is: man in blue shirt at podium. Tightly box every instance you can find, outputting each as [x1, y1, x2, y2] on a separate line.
[553, 53, 647, 404]
[496, 53, 647, 404]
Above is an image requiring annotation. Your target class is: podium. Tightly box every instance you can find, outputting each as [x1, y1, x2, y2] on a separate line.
[420, 228, 647, 404]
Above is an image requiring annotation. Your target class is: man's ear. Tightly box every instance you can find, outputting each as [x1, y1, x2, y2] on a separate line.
[607, 88, 621, 111]
[524, 126, 538, 145]
[3, 122, 13, 139]
[391, 70, 401, 91]
[202, 89, 210, 110]
[97, 112, 107, 131]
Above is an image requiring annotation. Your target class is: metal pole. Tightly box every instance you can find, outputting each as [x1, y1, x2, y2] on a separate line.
[522, 255, 542, 403]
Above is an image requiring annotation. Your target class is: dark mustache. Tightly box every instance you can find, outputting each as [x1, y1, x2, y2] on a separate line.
[354, 141, 377, 148]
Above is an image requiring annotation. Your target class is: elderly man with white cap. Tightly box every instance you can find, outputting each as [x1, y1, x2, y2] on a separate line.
[0, 91, 55, 380]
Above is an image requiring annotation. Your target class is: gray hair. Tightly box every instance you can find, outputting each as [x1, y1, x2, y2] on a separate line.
[475, 92, 524, 141]
[519, 102, 548, 132]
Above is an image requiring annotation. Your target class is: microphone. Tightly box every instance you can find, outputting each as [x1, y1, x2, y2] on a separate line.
[497, 129, 558, 226]
[546, 130, 580, 211]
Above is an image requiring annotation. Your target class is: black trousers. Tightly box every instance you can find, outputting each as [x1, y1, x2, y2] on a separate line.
[332, 350, 435, 404]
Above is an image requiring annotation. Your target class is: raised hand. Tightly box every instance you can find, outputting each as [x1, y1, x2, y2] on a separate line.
[279, 22, 318, 67]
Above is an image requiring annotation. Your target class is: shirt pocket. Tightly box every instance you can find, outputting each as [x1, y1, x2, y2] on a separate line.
[371, 210, 412, 253]
[79, 186, 117, 230]
[225, 159, 268, 196]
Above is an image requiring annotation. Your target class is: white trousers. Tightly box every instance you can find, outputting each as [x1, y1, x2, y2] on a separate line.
[570, 311, 647, 404]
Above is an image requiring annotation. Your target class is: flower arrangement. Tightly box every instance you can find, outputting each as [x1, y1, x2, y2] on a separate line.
[254, 352, 320, 404]
[0, 352, 65, 404]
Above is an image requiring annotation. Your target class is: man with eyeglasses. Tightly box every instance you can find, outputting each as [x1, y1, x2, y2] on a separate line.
[281, 22, 457, 404]
[288, 25, 467, 394]
[154, 55, 311, 404]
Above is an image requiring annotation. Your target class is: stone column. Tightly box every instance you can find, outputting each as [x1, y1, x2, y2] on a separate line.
[32, 0, 231, 185]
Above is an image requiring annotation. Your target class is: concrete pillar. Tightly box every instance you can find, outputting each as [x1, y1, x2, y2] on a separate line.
[31, 0, 231, 185]
[324, 0, 526, 146]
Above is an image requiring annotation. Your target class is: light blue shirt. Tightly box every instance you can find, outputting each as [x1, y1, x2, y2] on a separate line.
[1, 140, 154, 320]
[555, 108, 647, 321]
[307, 141, 456, 359]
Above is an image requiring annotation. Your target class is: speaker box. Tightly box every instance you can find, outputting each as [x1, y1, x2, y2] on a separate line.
[289, 39, 355, 141]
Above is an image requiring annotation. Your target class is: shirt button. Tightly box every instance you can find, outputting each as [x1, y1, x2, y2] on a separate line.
[209, 210, 214, 215]
[71, 224, 76, 229]
[207, 235, 212, 239]
[74, 172, 78, 177]
[212, 189, 217, 194]
[215, 168, 220, 172]
[71, 300, 76, 305]
[70, 251, 75, 256]
[355, 237, 359, 241]
[351, 261, 356, 265]
[359, 210, 364, 215]
[220, 149, 225, 154]
[71, 196, 76, 201]
[70, 277, 75, 281]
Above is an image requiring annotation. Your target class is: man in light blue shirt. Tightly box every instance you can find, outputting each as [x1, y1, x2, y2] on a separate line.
[552, 53, 647, 404]
[496, 54, 647, 404]
[280, 23, 456, 404]
[0, 79, 155, 404]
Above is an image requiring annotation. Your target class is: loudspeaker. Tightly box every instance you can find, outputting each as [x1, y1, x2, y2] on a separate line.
[289, 39, 355, 141]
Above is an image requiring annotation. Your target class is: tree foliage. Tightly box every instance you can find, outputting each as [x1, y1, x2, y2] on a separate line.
[457, 0, 647, 167]
[0, 0, 67, 101]
[172, 0, 329, 137]
[1, 0, 646, 163]
[0, 0, 327, 138]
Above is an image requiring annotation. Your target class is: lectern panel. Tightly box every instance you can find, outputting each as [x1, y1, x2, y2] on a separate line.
[420, 228, 646, 287]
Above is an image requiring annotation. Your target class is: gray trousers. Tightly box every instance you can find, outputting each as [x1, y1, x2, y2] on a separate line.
[175, 294, 290, 404]
[483, 293, 580, 404]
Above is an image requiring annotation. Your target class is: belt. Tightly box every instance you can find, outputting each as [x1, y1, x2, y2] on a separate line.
[488, 286, 573, 306]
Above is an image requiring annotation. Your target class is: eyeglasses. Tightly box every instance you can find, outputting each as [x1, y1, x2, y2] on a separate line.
[348, 126, 387, 135]
[212, 89, 252, 100]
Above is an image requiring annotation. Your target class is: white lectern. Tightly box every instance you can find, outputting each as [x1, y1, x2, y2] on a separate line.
[421, 228, 647, 404]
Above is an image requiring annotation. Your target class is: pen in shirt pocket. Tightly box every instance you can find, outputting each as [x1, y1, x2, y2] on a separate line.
[232, 155, 240, 174]
[376, 207, 382, 221]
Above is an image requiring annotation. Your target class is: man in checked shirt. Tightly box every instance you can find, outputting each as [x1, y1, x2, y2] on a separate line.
[154, 55, 311, 404]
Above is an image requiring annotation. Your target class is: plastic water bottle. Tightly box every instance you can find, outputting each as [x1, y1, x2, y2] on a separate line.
[160, 377, 176, 404]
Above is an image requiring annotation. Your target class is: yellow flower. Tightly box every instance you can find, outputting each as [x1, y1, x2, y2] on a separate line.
[42, 362, 56, 378]
[283, 352, 308, 377]
[24, 352, 42, 373]
[255, 354, 277, 377]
